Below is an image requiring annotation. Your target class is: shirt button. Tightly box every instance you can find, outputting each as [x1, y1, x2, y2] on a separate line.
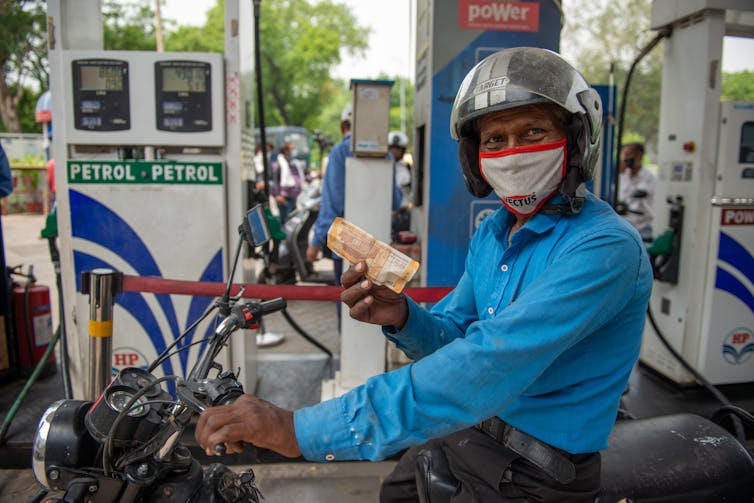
[325, 454, 335, 461]
[487, 307, 494, 315]
[501, 264, 509, 272]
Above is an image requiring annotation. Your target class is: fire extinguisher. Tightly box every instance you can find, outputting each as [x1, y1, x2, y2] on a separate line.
[10, 265, 56, 377]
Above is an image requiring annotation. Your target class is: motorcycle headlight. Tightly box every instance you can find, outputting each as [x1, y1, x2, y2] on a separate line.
[32, 400, 97, 490]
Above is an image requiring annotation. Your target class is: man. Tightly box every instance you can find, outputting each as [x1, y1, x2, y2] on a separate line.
[305, 105, 402, 285]
[618, 142, 655, 241]
[389, 130, 412, 208]
[271, 141, 308, 224]
[196, 48, 653, 502]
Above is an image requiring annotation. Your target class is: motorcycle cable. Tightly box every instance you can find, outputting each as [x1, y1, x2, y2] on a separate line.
[111, 398, 182, 470]
[102, 374, 180, 477]
[148, 235, 247, 373]
[148, 300, 219, 373]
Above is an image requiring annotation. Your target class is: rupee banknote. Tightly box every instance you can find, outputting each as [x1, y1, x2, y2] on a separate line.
[327, 217, 419, 293]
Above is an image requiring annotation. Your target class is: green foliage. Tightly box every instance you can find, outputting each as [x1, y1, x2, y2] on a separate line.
[0, 0, 47, 132]
[165, 1, 224, 53]
[163, 0, 369, 138]
[103, 0, 158, 50]
[722, 71, 754, 101]
[562, 0, 662, 155]
[257, 0, 369, 128]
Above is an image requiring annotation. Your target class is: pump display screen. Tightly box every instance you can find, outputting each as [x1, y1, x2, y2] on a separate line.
[155, 60, 212, 132]
[79, 64, 125, 92]
[72, 58, 130, 131]
[161, 66, 207, 93]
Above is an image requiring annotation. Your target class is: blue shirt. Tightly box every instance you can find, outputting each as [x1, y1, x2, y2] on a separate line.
[295, 192, 653, 460]
[310, 134, 402, 248]
[0, 145, 12, 198]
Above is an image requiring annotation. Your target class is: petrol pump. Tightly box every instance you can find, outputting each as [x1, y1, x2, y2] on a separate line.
[412, 1, 615, 286]
[412, 1, 560, 287]
[640, 0, 754, 385]
[45, 0, 255, 399]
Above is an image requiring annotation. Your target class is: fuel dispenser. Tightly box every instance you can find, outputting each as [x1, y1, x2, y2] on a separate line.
[412, 0, 562, 287]
[640, 0, 754, 385]
[46, 0, 253, 399]
[411, 1, 616, 286]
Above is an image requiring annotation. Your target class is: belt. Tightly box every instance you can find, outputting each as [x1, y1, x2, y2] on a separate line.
[475, 417, 576, 484]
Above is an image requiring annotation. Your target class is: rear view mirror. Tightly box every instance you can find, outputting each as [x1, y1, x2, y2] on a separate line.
[240, 204, 271, 247]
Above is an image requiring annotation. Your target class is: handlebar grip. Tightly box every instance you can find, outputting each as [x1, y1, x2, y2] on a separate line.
[259, 297, 287, 315]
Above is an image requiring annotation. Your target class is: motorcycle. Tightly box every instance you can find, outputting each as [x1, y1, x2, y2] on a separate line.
[31, 205, 287, 502]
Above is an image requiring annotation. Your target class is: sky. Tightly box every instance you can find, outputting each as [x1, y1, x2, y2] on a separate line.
[161, 0, 754, 78]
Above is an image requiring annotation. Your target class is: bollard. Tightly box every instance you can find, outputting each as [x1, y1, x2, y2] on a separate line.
[80, 269, 123, 400]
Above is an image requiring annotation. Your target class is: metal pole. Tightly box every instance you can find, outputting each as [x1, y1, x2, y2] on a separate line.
[81, 269, 123, 400]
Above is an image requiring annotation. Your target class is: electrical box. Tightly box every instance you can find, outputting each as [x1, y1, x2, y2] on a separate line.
[350, 79, 393, 157]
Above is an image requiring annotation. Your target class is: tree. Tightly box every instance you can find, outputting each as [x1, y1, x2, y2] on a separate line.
[561, 0, 662, 154]
[165, 0, 368, 131]
[103, 0, 159, 51]
[722, 71, 754, 101]
[0, 0, 47, 132]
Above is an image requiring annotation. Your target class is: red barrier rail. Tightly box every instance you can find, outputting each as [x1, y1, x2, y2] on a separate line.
[122, 275, 453, 304]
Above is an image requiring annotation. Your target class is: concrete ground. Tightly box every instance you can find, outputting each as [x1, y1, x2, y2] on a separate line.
[0, 212, 395, 502]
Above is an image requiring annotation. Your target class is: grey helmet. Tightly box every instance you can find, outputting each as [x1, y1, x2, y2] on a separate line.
[450, 47, 602, 213]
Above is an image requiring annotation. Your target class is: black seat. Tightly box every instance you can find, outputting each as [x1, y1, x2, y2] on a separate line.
[598, 413, 754, 502]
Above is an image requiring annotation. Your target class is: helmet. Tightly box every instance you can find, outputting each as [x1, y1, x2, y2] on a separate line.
[450, 47, 602, 211]
[340, 104, 353, 123]
[388, 131, 408, 149]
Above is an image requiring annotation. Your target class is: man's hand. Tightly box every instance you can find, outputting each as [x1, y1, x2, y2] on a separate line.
[340, 262, 408, 329]
[306, 244, 320, 262]
[195, 394, 301, 458]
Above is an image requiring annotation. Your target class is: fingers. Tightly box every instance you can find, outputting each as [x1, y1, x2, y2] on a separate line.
[340, 261, 368, 289]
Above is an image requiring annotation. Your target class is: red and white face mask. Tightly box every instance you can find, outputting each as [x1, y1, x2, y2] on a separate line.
[479, 138, 567, 217]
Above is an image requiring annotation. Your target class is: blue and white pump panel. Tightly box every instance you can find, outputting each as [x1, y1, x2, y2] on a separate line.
[415, 0, 561, 287]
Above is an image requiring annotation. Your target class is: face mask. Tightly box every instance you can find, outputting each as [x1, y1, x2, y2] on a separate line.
[479, 139, 567, 217]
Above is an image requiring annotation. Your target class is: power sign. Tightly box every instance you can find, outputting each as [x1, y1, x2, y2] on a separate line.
[459, 0, 540, 32]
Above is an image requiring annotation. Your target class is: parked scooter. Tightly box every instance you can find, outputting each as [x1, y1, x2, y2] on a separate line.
[253, 185, 336, 286]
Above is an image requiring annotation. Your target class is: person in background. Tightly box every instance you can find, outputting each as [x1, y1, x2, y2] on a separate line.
[618, 142, 655, 241]
[0, 145, 11, 199]
[271, 141, 310, 224]
[195, 47, 653, 502]
[0, 145, 14, 351]
[252, 142, 273, 205]
[46, 158, 56, 210]
[306, 105, 402, 285]
[388, 131, 412, 208]
[388, 130, 413, 243]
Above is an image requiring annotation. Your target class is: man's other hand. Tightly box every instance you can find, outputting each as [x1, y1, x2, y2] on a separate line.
[195, 394, 301, 459]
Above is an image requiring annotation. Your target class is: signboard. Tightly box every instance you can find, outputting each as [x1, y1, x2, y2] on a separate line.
[458, 1, 540, 32]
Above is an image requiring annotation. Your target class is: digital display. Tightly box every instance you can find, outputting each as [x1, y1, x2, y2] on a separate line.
[162, 101, 183, 113]
[82, 116, 102, 127]
[80, 100, 101, 113]
[162, 66, 207, 93]
[79, 65, 124, 91]
[163, 117, 184, 128]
